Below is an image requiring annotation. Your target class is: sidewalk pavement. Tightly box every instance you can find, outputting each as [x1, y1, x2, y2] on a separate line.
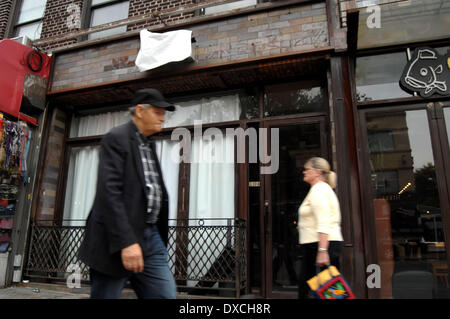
[0, 282, 239, 299]
[0, 283, 92, 299]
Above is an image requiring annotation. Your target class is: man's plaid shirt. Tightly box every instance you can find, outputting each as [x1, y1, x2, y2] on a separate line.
[135, 129, 162, 224]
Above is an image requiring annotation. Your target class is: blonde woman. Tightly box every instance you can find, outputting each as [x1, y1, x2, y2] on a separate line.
[297, 157, 343, 299]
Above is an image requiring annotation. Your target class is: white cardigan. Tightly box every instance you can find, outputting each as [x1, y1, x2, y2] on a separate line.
[297, 181, 343, 244]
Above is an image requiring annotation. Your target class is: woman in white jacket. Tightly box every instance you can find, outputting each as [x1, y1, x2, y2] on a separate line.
[297, 157, 344, 299]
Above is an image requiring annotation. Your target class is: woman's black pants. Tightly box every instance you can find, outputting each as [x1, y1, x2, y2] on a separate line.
[298, 241, 343, 299]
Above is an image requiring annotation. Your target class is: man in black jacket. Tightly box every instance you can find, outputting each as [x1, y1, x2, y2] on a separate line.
[78, 88, 176, 299]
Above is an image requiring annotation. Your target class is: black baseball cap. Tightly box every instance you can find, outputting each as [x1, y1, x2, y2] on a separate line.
[131, 88, 176, 111]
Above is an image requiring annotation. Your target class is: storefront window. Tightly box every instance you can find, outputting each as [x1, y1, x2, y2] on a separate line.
[357, 0, 450, 49]
[164, 94, 242, 128]
[356, 52, 410, 102]
[65, 101, 238, 225]
[357, 45, 450, 102]
[63, 146, 100, 226]
[64, 112, 181, 224]
[186, 133, 235, 287]
[69, 110, 129, 138]
[263, 82, 326, 117]
[436, 46, 450, 56]
[239, 91, 259, 120]
[64, 110, 130, 225]
[365, 109, 449, 299]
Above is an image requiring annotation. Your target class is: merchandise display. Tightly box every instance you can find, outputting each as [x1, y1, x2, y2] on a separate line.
[0, 115, 32, 253]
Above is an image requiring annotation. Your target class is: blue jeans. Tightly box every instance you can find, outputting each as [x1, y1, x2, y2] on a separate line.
[90, 225, 176, 299]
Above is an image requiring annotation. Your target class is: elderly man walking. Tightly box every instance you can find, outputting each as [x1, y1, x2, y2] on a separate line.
[78, 88, 177, 299]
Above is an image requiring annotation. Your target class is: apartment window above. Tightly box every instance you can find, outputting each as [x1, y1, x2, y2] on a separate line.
[200, 0, 261, 15]
[88, 0, 130, 40]
[13, 0, 47, 40]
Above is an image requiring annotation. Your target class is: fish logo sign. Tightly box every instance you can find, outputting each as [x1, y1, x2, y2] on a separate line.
[400, 47, 450, 98]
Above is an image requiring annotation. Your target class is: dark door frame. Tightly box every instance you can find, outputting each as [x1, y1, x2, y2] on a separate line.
[258, 115, 329, 298]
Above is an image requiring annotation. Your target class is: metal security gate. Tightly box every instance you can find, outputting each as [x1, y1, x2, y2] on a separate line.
[25, 221, 90, 282]
[25, 218, 247, 297]
[168, 219, 247, 297]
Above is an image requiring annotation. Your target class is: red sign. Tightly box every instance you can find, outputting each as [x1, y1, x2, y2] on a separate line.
[0, 39, 52, 125]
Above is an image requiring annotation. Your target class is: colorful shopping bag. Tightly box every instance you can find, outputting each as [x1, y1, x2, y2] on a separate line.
[307, 266, 355, 299]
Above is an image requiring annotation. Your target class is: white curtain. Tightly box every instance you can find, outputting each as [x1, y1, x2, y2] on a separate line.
[189, 135, 235, 220]
[187, 134, 235, 286]
[63, 146, 100, 226]
[69, 110, 130, 138]
[63, 111, 130, 225]
[154, 140, 180, 220]
[164, 94, 241, 128]
[154, 140, 181, 271]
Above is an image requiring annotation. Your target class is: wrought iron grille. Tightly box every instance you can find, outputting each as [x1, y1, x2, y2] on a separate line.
[25, 218, 247, 297]
[338, 0, 406, 27]
[25, 220, 90, 281]
[167, 219, 247, 297]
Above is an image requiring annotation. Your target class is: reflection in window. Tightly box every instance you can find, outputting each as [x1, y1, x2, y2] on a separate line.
[371, 171, 398, 195]
[264, 82, 326, 116]
[366, 109, 448, 298]
[356, 52, 410, 101]
[368, 131, 395, 152]
[436, 46, 450, 56]
[357, 0, 450, 49]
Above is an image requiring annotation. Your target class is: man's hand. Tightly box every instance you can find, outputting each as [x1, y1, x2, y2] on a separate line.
[121, 243, 144, 273]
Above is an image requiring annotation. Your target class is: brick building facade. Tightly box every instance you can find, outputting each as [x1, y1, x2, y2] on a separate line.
[1, 0, 449, 299]
[0, 0, 13, 39]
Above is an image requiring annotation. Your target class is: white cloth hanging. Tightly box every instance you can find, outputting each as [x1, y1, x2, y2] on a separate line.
[135, 29, 193, 72]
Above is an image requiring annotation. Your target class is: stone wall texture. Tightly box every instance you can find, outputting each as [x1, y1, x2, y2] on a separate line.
[51, 2, 329, 91]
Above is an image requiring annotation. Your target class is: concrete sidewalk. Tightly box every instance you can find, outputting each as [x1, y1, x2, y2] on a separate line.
[0, 282, 238, 299]
[0, 283, 91, 299]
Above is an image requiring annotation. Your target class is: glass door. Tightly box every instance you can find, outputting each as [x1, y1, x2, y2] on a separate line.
[259, 117, 328, 298]
[360, 103, 450, 299]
